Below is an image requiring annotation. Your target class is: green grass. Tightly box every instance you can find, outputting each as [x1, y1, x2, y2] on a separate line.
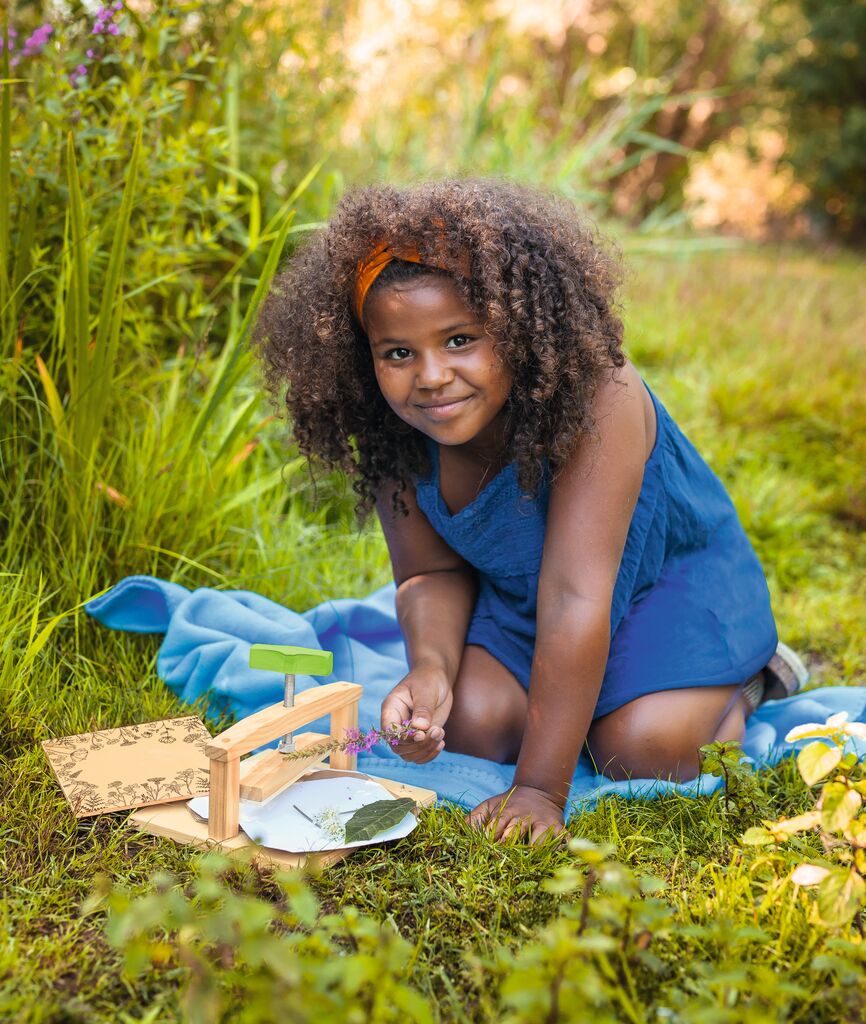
[1, 245, 865, 1021]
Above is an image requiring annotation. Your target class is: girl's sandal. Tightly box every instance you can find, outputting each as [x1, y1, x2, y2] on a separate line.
[762, 641, 811, 702]
[741, 642, 810, 711]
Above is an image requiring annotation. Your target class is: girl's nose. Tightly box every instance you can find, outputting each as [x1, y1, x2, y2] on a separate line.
[415, 353, 454, 390]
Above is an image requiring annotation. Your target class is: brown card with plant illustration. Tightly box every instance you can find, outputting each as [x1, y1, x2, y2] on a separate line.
[42, 716, 212, 817]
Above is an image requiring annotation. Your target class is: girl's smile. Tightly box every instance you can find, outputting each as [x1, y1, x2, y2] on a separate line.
[364, 276, 513, 460]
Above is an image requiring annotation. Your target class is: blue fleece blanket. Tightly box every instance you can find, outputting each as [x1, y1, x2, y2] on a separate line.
[85, 576, 866, 818]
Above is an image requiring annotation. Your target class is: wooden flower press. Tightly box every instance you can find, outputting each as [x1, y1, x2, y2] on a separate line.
[128, 644, 436, 868]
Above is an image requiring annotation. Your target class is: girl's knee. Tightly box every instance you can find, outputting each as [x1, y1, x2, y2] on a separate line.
[587, 715, 701, 782]
[443, 700, 522, 763]
[587, 685, 745, 781]
[443, 646, 527, 763]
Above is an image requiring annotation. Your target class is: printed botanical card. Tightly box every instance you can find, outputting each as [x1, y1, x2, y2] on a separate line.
[42, 716, 212, 816]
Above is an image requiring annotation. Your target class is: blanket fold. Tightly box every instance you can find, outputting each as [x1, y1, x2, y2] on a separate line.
[85, 575, 866, 816]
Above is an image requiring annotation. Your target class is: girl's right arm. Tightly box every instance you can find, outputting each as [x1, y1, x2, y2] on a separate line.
[374, 478, 478, 763]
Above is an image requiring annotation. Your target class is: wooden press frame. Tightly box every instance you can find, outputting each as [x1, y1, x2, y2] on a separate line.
[205, 681, 362, 841]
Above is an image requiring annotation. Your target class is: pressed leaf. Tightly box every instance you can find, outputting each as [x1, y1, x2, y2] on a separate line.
[798, 741, 842, 786]
[343, 798, 416, 844]
[820, 782, 862, 833]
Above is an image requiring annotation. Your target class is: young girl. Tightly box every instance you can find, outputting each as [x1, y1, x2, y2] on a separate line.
[256, 180, 807, 844]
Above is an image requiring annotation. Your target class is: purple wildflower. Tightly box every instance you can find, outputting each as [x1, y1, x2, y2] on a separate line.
[19, 23, 53, 58]
[281, 721, 418, 762]
[91, 2, 123, 39]
[1, 27, 18, 53]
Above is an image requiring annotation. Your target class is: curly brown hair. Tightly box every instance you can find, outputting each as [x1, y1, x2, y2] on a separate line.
[255, 179, 625, 527]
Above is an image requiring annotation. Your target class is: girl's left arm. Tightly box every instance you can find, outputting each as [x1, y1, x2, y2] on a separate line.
[468, 362, 651, 841]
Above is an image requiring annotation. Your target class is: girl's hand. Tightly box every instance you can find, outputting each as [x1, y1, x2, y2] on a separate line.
[467, 785, 567, 844]
[380, 665, 454, 764]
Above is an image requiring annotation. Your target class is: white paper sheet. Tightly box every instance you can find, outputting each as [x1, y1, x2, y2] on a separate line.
[187, 769, 418, 853]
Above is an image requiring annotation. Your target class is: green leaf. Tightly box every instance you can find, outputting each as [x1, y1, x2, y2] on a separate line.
[770, 810, 821, 839]
[798, 741, 842, 786]
[741, 826, 775, 846]
[390, 984, 435, 1024]
[817, 868, 866, 928]
[820, 782, 862, 833]
[183, 210, 294, 458]
[343, 798, 416, 844]
[567, 837, 616, 863]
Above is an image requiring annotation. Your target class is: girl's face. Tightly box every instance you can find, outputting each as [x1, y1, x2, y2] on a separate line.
[364, 275, 513, 458]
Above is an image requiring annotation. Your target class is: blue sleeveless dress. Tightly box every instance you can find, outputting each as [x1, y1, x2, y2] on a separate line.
[412, 382, 778, 719]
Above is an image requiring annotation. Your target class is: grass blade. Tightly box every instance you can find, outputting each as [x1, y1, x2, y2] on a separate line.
[0, 22, 12, 352]
[89, 127, 142, 441]
[183, 210, 294, 456]
[213, 459, 304, 517]
[65, 132, 90, 444]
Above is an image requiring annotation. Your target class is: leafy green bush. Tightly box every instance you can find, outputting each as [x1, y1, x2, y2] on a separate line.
[97, 853, 433, 1024]
[0, 0, 355, 564]
[2, 0, 349, 361]
[744, 712, 866, 927]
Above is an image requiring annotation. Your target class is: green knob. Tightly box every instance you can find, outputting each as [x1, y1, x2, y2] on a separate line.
[249, 644, 333, 676]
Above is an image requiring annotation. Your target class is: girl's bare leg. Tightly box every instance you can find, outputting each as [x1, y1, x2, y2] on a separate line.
[442, 644, 527, 763]
[442, 642, 756, 781]
[586, 684, 753, 782]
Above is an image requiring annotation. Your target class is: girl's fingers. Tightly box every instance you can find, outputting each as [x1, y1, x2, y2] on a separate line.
[380, 689, 413, 731]
[396, 738, 444, 764]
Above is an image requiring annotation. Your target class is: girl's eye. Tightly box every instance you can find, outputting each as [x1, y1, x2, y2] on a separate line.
[382, 336, 475, 361]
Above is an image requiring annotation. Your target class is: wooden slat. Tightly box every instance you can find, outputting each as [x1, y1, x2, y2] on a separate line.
[208, 756, 240, 841]
[329, 700, 359, 772]
[205, 682, 362, 762]
[239, 738, 329, 803]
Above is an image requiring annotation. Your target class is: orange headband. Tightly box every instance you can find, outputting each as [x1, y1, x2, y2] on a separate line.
[352, 236, 471, 326]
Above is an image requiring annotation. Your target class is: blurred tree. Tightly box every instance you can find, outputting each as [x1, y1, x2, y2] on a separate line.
[341, 0, 762, 225]
[757, 0, 866, 240]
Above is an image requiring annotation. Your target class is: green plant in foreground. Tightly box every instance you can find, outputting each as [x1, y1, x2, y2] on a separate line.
[699, 739, 774, 823]
[743, 712, 866, 928]
[94, 853, 433, 1024]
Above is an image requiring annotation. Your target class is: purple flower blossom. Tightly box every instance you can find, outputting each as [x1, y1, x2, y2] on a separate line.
[20, 23, 53, 58]
[1, 27, 18, 53]
[91, 3, 123, 39]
